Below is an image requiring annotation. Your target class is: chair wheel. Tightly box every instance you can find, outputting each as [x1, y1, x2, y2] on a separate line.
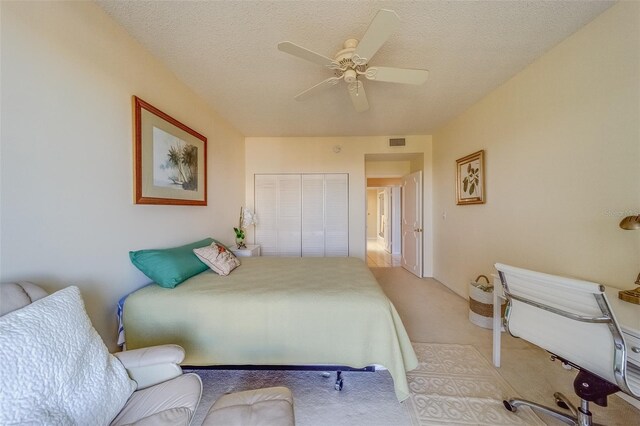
[335, 378, 344, 391]
[503, 400, 516, 412]
[555, 397, 570, 410]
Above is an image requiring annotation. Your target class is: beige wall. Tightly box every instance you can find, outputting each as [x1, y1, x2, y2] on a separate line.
[0, 2, 245, 349]
[244, 135, 434, 275]
[433, 2, 640, 297]
[365, 161, 411, 178]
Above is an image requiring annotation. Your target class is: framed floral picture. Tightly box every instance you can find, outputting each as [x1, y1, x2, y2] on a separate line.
[456, 150, 485, 205]
[133, 96, 207, 205]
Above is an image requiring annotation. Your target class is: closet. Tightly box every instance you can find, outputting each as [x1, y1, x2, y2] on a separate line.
[254, 174, 348, 257]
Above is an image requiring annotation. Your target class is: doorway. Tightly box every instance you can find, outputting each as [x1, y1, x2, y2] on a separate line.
[366, 186, 402, 267]
[365, 153, 424, 270]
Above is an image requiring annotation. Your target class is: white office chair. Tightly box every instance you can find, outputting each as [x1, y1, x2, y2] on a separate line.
[495, 263, 640, 426]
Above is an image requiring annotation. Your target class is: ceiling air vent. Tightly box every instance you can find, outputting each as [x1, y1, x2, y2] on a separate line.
[389, 138, 406, 147]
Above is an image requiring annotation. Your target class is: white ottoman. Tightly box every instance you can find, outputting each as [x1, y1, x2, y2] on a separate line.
[202, 386, 294, 426]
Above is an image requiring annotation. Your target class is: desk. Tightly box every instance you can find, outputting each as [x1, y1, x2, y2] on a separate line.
[492, 277, 640, 368]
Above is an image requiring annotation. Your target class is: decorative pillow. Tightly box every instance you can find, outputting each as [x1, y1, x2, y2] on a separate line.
[193, 243, 240, 276]
[129, 238, 216, 288]
[0, 286, 136, 425]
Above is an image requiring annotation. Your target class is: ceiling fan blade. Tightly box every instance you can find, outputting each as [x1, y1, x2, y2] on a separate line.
[352, 9, 400, 65]
[295, 77, 342, 101]
[348, 81, 369, 112]
[278, 41, 338, 68]
[365, 66, 429, 85]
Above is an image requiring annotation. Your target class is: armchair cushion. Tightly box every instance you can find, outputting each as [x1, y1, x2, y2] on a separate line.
[110, 373, 202, 426]
[202, 386, 294, 426]
[115, 345, 185, 390]
[115, 344, 185, 368]
[0, 286, 136, 425]
[123, 407, 191, 426]
[0, 281, 48, 316]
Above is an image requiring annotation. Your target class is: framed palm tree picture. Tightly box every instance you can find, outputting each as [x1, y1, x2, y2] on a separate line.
[133, 96, 207, 205]
[456, 150, 485, 205]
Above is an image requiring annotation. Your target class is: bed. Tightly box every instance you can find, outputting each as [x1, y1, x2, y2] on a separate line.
[123, 256, 417, 401]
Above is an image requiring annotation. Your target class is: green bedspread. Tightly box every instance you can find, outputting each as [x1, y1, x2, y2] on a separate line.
[124, 257, 418, 401]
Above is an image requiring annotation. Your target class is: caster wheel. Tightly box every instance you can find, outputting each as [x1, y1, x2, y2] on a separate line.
[555, 397, 570, 410]
[503, 400, 517, 412]
[335, 379, 344, 391]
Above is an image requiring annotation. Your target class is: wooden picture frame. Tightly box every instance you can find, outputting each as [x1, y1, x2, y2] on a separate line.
[133, 96, 207, 205]
[456, 150, 485, 205]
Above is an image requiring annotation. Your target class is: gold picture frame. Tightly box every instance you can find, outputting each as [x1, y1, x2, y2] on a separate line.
[133, 96, 207, 205]
[456, 150, 485, 205]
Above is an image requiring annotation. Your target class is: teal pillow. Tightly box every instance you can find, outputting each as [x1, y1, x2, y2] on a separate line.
[129, 238, 215, 288]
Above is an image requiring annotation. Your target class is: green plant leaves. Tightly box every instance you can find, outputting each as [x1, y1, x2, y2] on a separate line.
[233, 227, 245, 239]
[462, 164, 481, 195]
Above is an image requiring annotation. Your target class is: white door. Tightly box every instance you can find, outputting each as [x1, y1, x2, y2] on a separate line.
[324, 174, 349, 256]
[402, 171, 423, 277]
[254, 174, 302, 256]
[383, 187, 391, 253]
[256, 173, 347, 257]
[276, 175, 302, 256]
[391, 186, 402, 255]
[302, 174, 325, 256]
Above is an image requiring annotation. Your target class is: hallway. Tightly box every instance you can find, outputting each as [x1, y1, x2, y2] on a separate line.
[366, 239, 401, 267]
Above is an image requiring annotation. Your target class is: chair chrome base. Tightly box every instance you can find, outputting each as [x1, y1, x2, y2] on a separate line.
[503, 392, 594, 426]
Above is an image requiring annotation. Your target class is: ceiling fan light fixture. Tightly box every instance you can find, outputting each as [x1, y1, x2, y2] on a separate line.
[344, 69, 357, 84]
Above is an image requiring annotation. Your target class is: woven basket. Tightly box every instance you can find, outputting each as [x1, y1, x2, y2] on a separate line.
[468, 275, 506, 329]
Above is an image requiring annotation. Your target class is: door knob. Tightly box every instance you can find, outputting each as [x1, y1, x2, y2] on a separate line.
[414, 228, 423, 232]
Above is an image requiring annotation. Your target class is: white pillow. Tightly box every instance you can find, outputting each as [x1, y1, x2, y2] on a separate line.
[193, 243, 240, 276]
[0, 286, 136, 425]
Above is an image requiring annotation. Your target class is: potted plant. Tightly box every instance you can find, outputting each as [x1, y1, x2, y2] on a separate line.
[233, 207, 257, 249]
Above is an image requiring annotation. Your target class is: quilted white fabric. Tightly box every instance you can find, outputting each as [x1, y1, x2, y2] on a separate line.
[0, 286, 136, 425]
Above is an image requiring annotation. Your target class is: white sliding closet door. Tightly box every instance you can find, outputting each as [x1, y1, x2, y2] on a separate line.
[254, 175, 278, 255]
[255, 173, 348, 257]
[255, 174, 301, 256]
[277, 175, 302, 256]
[324, 174, 349, 256]
[302, 174, 325, 256]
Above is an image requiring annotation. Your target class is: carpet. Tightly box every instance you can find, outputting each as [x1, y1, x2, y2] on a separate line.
[187, 343, 543, 426]
[188, 368, 408, 426]
[404, 343, 545, 425]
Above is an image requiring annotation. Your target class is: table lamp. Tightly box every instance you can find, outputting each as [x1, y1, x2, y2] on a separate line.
[619, 214, 640, 304]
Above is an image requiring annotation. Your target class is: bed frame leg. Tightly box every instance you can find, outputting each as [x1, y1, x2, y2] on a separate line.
[334, 370, 344, 391]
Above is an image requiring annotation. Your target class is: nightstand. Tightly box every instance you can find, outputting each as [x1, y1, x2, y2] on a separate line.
[230, 244, 261, 257]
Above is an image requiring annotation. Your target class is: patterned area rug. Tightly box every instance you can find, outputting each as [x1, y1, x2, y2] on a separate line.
[187, 343, 543, 426]
[404, 343, 545, 425]
[188, 368, 409, 426]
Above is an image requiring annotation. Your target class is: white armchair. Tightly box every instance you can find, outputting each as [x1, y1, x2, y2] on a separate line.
[0, 282, 202, 426]
[114, 344, 185, 390]
[110, 344, 202, 426]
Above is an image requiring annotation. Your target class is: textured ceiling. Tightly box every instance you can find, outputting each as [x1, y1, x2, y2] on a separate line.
[98, 1, 613, 137]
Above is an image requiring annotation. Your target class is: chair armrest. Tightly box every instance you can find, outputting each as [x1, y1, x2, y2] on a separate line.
[114, 344, 185, 390]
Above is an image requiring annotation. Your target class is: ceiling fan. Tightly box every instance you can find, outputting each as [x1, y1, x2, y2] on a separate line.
[278, 9, 429, 113]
